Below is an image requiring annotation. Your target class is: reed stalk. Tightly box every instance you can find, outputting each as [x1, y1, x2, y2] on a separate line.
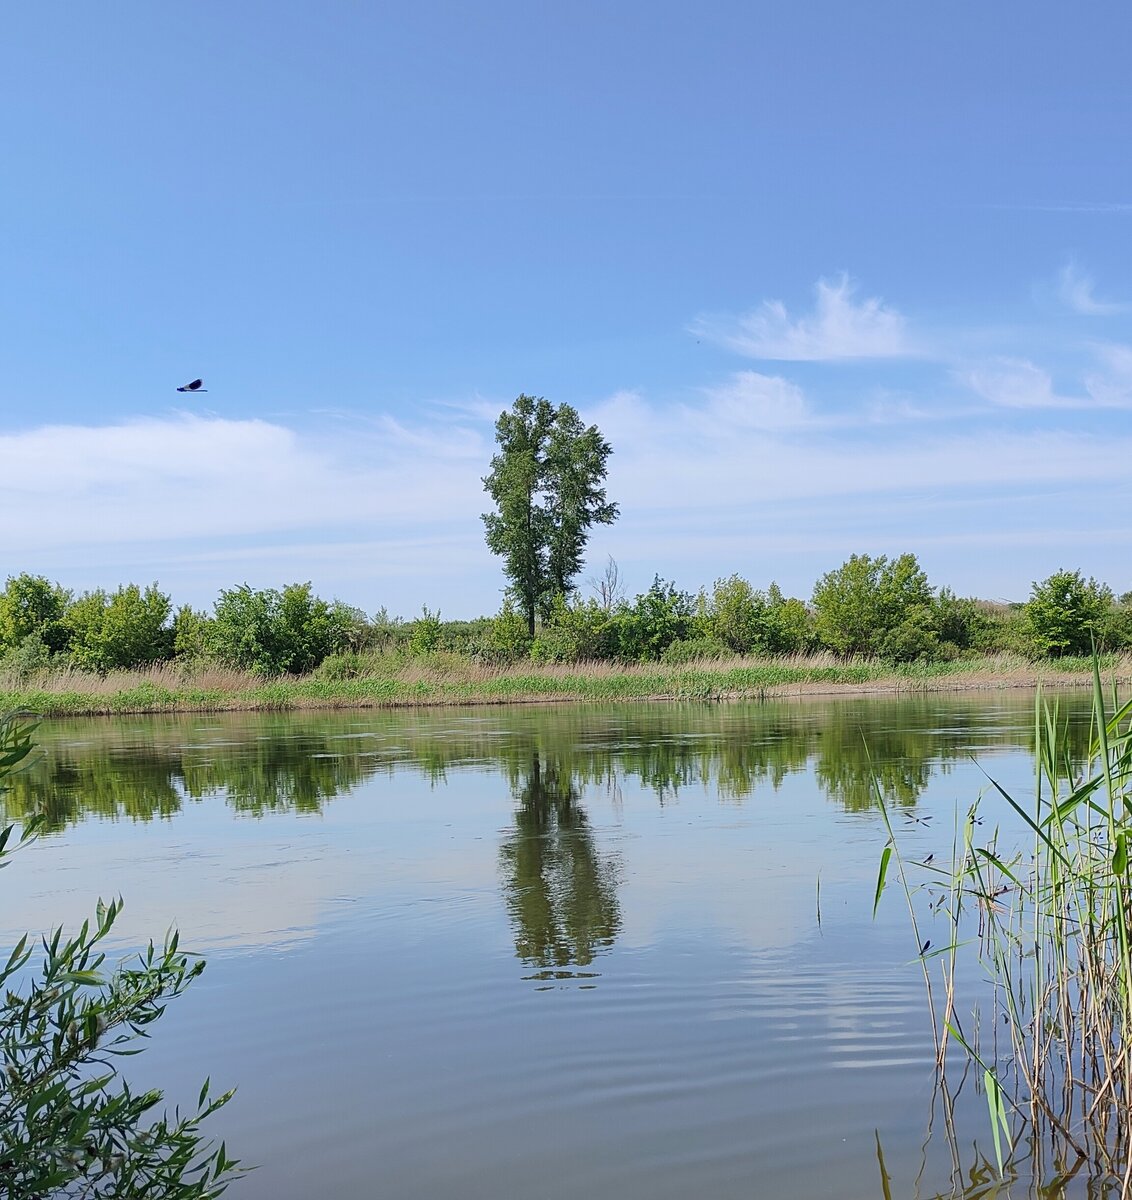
[876, 664, 1132, 1191]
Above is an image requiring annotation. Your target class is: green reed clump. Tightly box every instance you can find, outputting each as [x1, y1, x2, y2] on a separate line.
[876, 662, 1132, 1190]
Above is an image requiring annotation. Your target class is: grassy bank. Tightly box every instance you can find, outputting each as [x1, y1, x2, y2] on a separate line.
[0, 651, 1128, 717]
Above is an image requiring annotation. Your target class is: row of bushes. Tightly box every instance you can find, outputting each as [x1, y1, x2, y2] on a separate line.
[483, 560, 1123, 667]
[0, 556, 1123, 678]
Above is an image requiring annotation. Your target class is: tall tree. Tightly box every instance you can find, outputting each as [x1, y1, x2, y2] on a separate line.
[482, 395, 618, 636]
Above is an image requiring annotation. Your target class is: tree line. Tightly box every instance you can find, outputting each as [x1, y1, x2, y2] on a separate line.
[0, 557, 1122, 680]
[0, 394, 1123, 678]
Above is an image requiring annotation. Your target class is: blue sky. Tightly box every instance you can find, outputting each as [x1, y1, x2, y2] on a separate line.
[4, 2, 1132, 617]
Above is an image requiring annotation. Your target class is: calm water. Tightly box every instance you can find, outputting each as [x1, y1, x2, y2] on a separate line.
[0, 693, 1100, 1198]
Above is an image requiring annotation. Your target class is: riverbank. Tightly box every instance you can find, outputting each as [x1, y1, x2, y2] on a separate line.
[0, 651, 1125, 717]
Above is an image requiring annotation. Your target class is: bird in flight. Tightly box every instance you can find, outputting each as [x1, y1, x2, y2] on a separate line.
[177, 378, 207, 393]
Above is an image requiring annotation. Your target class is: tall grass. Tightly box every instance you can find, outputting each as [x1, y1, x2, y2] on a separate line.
[0, 652, 1128, 717]
[876, 662, 1132, 1192]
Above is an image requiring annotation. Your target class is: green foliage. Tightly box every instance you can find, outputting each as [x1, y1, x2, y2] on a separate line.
[482, 394, 618, 636]
[929, 588, 994, 657]
[211, 582, 348, 675]
[477, 601, 533, 664]
[0, 574, 71, 655]
[0, 713, 240, 1197]
[0, 633, 56, 683]
[699, 576, 814, 656]
[1024, 569, 1113, 657]
[172, 605, 214, 663]
[700, 575, 764, 654]
[276, 583, 346, 673]
[876, 604, 940, 663]
[613, 578, 697, 662]
[874, 675, 1132, 1181]
[660, 636, 730, 664]
[763, 586, 816, 655]
[328, 602, 374, 652]
[367, 608, 410, 651]
[1101, 598, 1132, 651]
[65, 584, 174, 673]
[531, 595, 617, 664]
[408, 606, 443, 655]
[812, 553, 933, 657]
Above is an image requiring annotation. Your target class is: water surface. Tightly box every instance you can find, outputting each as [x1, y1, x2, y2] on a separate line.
[0, 693, 1096, 1198]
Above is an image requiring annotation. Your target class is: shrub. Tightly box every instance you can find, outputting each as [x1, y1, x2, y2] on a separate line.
[812, 553, 932, 657]
[0, 574, 71, 655]
[877, 605, 939, 663]
[65, 584, 174, 673]
[0, 714, 240, 1197]
[612, 578, 697, 662]
[701, 575, 765, 654]
[762, 585, 815, 655]
[0, 633, 55, 682]
[476, 601, 533, 664]
[531, 595, 617, 663]
[211, 582, 348, 675]
[930, 588, 992, 655]
[408, 607, 443, 655]
[1024, 569, 1113, 657]
[660, 636, 730, 664]
[172, 605, 214, 663]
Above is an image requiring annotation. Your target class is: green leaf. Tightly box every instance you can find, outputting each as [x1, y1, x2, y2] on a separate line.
[983, 1068, 1013, 1177]
[972, 847, 1022, 886]
[873, 846, 892, 918]
[61, 969, 105, 985]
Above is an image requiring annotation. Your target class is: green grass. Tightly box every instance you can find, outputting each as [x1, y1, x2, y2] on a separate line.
[0, 652, 1126, 717]
[874, 663, 1132, 1188]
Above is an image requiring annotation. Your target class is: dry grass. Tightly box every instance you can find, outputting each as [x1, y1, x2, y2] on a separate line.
[0, 661, 261, 696]
[2, 651, 1130, 717]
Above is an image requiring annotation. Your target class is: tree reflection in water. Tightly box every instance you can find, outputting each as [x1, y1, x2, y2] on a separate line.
[498, 751, 621, 982]
[0, 694, 1097, 832]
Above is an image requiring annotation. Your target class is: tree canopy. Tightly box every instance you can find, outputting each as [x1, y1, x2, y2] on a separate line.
[811, 553, 933, 657]
[482, 395, 618, 635]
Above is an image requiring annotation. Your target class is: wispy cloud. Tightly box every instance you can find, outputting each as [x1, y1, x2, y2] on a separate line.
[4, 379, 1132, 616]
[692, 275, 917, 361]
[0, 414, 485, 548]
[1085, 342, 1132, 407]
[963, 347, 1132, 411]
[695, 371, 811, 431]
[963, 359, 1082, 409]
[1059, 261, 1126, 315]
[10, 261, 1132, 618]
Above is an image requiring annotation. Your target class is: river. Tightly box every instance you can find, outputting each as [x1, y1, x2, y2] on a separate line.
[0, 692, 1098, 1198]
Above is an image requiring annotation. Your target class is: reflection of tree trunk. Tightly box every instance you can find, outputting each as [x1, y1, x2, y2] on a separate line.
[499, 752, 621, 973]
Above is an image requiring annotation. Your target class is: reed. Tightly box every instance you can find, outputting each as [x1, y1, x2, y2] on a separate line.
[0, 653, 1128, 717]
[875, 661, 1132, 1191]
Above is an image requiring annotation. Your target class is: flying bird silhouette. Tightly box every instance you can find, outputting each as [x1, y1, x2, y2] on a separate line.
[177, 379, 207, 393]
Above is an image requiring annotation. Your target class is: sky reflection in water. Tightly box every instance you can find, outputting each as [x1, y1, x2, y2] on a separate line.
[0, 693, 1100, 1199]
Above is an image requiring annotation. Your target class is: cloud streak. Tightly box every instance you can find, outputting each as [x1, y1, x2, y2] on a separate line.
[692, 275, 918, 361]
[1059, 262, 1126, 315]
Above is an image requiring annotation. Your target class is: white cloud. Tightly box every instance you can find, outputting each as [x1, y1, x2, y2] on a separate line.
[1085, 342, 1132, 407]
[695, 371, 811, 431]
[1059, 262, 1125, 315]
[964, 350, 1132, 411]
[963, 359, 1080, 409]
[6, 313, 1132, 618]
[0, 414, 487, 552]
[692, 275, 916, 361]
